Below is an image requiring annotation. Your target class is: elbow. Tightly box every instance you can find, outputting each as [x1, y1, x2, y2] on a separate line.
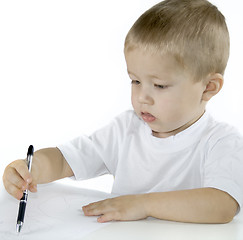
[219, 208, 237, 224]
[209, 188, 239, 224]
[217, 204, 238, 224]
[219, 214, 234, 224]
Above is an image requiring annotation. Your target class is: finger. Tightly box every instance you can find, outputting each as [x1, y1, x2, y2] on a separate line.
[28, 183, 37, 192]
[83, 200, 103, 208]
[4, 167, 27, 190]
[82, 202, 100, 211]
[13, 160, 32, 183]
[82, 204, 105, 216]
[97, 212, 120, 223]
[4, 179, 24, 200]
[82, 206, 99, 216]
[7, 167, 37, 193]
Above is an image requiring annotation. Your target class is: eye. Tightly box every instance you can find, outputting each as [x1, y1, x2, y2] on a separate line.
[131, 80, 140, 85]
[154, 84, 167, 89]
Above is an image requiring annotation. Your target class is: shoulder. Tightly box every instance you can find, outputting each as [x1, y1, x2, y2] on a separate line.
[203, 114, 243, 154]
[206, 115, 242, 143]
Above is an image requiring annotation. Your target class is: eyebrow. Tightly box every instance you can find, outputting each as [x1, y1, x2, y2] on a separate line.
[127, 70, 135, 76]
[127, 70, 166, 82]
[127, 70, 140, 80]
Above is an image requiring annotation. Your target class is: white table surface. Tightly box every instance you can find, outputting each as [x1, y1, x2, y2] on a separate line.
[0, 181, 242, 240]
[83, 212, 243, 240]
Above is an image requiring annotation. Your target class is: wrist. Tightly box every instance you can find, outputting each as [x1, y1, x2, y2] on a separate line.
[140, 193, 152, 218]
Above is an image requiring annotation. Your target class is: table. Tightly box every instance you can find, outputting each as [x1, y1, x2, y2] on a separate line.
[0, 181, 242, 240]
[83, 213, 243, 240]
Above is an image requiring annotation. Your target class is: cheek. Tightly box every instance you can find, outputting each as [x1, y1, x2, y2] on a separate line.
[156, 92, 189, 120]
[171, 89, 203, 118]
[156, 93, 179, 111]
[131, 90, 137, 108]
[183, 88, 203, 109]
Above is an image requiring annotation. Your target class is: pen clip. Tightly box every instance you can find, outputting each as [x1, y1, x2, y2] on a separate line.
[26, 145, 34, 172]
[27, 145, 34, 156]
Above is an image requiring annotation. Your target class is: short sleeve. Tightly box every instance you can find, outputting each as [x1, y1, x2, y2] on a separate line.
[57, 111, 134, 181]
[203, 132, 243, 212]
[57, 135, 110, 180]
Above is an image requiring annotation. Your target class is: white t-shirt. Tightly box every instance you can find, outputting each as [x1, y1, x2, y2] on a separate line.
[58, 110, 243, 210]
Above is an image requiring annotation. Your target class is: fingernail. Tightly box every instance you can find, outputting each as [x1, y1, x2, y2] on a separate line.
[27, 178, 31, 183]
[30, 186, 37, 192]
[18, 192, 24, 200]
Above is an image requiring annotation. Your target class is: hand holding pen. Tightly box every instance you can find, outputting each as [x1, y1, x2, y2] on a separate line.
[2, 146, 72, 232]
[3, 146, 38, 200]
[16, 145, 34, 232]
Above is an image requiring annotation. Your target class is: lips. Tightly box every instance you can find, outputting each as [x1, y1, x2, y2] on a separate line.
[141, 112, 156, 123]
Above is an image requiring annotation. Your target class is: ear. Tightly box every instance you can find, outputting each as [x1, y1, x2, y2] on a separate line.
[202, 73, 224, 101]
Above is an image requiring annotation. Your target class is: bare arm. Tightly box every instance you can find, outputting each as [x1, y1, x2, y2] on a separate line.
[82, 188, 238, 224]
[3, 147, 73, 200]
[32, 147, 73, 184]
[145, 188, 238, 223]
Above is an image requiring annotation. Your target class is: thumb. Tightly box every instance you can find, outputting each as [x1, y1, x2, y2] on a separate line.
[28, 182, 37, 192]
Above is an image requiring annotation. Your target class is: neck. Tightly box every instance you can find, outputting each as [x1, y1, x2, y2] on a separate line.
[152, 111, 205, 138]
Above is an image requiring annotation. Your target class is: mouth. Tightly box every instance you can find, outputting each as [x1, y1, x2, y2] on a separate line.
[141, 112, 156, 123]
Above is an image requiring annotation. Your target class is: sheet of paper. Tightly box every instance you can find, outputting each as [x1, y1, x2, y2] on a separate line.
[0, 181, 114, 240]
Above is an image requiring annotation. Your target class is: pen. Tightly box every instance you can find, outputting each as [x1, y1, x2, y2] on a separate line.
[16, 145, 34, 233]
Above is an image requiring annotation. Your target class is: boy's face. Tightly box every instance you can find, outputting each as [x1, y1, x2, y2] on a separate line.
[125, 48, 207, 138]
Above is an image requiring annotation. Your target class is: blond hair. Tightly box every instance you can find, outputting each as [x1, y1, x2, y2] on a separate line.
[124, 0, 230, 81]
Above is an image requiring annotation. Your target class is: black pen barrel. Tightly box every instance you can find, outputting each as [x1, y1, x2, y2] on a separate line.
[17, 192, 28, 223]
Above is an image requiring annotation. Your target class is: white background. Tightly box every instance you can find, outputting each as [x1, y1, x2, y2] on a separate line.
[0, 0, 242, 193]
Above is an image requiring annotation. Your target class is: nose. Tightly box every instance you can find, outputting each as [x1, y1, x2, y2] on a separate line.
[138, 87, 154, 105]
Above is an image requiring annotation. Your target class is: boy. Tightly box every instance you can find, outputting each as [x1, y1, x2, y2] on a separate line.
[3, 0, 243, 224]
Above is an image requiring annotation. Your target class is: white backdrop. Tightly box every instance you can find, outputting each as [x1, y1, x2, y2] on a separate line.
[0, 0, 242, 192]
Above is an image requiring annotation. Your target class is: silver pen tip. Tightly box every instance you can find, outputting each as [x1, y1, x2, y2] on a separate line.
[16, 222, 23, 233]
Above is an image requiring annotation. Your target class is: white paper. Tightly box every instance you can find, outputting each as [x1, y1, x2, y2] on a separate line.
[0, 182, 114, 240]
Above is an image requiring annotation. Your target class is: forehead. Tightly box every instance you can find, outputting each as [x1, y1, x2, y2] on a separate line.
[124, 48, 186, 79]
